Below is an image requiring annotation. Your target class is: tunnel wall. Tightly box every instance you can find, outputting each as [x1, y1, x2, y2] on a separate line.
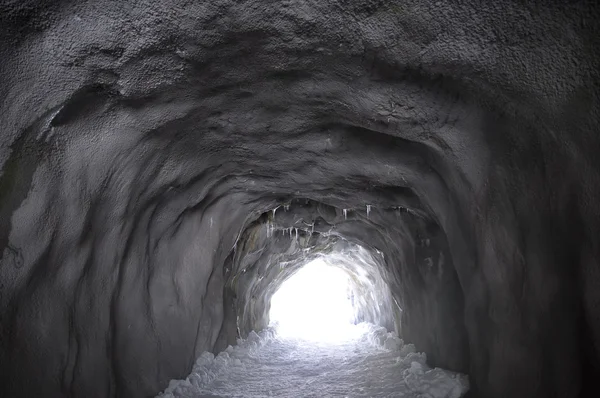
[1, 1, 599, 398]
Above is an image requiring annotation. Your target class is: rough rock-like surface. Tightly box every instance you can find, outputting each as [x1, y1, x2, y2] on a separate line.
[0, 1, 599, 397]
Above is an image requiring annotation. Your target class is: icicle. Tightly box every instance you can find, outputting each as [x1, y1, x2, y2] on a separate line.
[366, 205, 371, 218]
[343, 209, 348, 219]
[272, 207, 277, 218]
[284, 204, 290, 211]
[294, 228, 298, 241]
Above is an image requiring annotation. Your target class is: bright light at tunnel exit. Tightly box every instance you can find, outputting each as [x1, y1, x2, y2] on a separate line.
[269, 258, 359, 342]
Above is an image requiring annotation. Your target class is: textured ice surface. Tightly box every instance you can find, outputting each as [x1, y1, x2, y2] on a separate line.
[157, 323, 469, 397]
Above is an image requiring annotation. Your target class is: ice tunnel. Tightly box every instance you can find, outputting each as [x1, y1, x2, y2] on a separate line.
[1, 1, 599, 397]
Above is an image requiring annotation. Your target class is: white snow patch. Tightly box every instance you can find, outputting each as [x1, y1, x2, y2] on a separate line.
[156, 323, 469, 398]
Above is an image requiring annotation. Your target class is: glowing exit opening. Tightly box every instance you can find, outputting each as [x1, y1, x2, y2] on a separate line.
[268, 258, 359, 342]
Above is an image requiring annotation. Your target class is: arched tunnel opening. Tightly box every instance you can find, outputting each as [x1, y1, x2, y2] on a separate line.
[265, 242, 396, 342]
[268, 256, 367, 342]
[1, 1, 599, 397]
[225, 201, 405, 344]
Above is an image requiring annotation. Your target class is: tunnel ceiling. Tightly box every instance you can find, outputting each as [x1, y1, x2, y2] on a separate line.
[1, 1, 600, 398]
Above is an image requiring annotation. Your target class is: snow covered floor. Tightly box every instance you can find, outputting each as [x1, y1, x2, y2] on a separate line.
[157, 323, 469, 398]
